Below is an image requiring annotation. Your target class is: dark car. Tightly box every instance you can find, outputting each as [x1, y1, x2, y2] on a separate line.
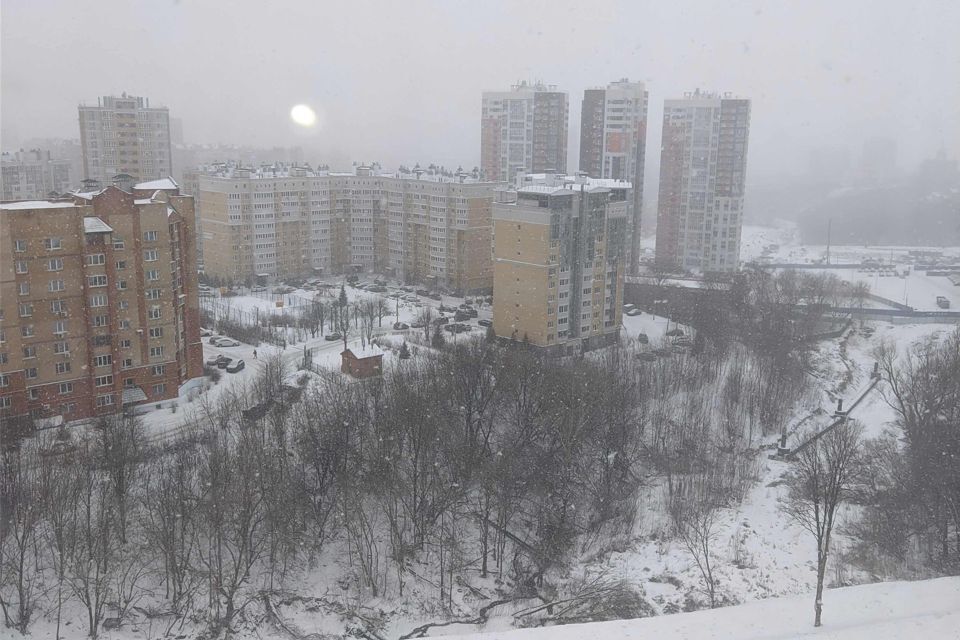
[444, 323, 471, 334]
[428, 292, 442, 301]
[324, 333, 342, 341]
[206, 354, 230, 367]
[666, 328, 685, 337]
[454, 310, 471, 322]
[439, 304, 456, 313]
[477, 319, 492, 327]
[636, 333, 649, 344]
[416, 288, 430, 296]
[433, 315, 450, 325]
[226, 359, 245, 373]
[393, 321, 410, 330]
[216, 357, 234, 369]
[464, 308, 478, 318]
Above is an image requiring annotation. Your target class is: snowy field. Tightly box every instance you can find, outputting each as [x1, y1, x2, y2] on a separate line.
[447, 576, 960, 639]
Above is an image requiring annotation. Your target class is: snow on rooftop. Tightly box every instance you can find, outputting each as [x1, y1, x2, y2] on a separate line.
[72, 190, 101, 200]
[134, 177, 178, 190]
[83, 217, 113, 234]
[345, 344, 385, 358]
[0, 200, 78, 210]
[134, 198, 153, 205]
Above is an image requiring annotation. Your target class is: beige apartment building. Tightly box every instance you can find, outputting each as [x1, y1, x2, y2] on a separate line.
[493, 174, 629, 354]
[198, 164, 503, 294]
[0, 181, 202, 428]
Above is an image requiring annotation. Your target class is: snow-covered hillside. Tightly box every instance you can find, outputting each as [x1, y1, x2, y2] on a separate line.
[444, 577, 960, 639]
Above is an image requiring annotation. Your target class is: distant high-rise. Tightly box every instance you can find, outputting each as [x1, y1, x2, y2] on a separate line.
[1, 149, 73, 200]
[79, 94, 172, 185]
[655, 90, 751, 273]
[481, 82, 568, 182]
[579, 79, 648, 274]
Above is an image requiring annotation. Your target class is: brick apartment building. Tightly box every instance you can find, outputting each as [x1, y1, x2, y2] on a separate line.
[0, 179, 202, 427]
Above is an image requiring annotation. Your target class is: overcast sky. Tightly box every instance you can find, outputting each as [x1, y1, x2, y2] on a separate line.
[2, 0, 958, 183]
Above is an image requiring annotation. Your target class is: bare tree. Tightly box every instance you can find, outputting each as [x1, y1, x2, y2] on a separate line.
[669, 475, 721, 608]
[0, 448, 43, 633]
[782, 420, 863, 627]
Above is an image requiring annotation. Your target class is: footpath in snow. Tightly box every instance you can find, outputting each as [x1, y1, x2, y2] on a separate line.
[446, 577, 960, 639]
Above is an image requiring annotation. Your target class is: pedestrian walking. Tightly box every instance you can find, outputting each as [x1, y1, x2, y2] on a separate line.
[253, 349, 258, 359]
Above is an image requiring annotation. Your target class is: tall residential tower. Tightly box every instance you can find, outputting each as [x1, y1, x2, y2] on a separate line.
[79, 94, 173, 186]
[579, 79, 648, 274]
[655, 90, 750, 273]
[481, 82, 568, 182]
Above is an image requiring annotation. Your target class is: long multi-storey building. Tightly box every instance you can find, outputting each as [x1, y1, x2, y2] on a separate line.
[198, 165, 504, 293]
[492, 173, 628, 354]
[579, 79, 649, 274]
[655, 90, 751, 273]
[1, 149, 73, 200]
[0, 181, 202, 426]
[481, 82, 569, 182]
[79, 94, 172, 185]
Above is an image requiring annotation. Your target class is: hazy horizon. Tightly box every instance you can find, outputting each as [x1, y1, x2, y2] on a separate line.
[3, 0, 959, 183]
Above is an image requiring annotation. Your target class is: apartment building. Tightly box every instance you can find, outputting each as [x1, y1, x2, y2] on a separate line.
[198, 165, 503, 293]
[79, 94, 172, 185]
[492, 174, 629, 354]
[655, 90, 751, 273]
[579, 79, 649, 274]
[2, 149, 73, 201]
[481, 82, 569, 182]
[0, 181, 202, 425]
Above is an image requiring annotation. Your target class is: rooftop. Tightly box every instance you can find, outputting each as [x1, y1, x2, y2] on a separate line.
[0, 200, 78, 210]
[83, 217, 113, 234]
[134, 177, 179, 191]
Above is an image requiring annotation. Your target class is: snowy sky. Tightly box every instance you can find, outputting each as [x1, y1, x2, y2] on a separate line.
[2, 0, 958, 180]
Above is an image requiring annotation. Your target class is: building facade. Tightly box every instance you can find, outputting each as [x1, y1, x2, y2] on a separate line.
[198, 165, 503, 293]
[578, 79, 649, 274]
[1, 149, 73, 201]
[492, 174, 628, 354]
[481, 82, 569, 182]
[79, 94, 172, 186]
[655, 90, 751, 273]
[0, 182, 202, 426]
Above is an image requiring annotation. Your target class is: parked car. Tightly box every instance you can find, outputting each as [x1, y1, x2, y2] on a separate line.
[213, 338, 240, 347]
[206, 355, 230, 367]
[636, 333, 649, 344]
[226, 359, 245, 373]
[936, 296, 951, 309]
[416, 289, 430, 296]
[665, 328, 685, 337]
[464, 308, 478, 318]
[410, 320, 426, 329]
[477, 319, 492, 327]
[400, 286, 414, 293]
[216, 357, 234, 369]
[428, 292, 442, 301]
[393, 321, 410, 330]
[208, 336, 222, 345]
[325, 333, 342, 341]
[433, 316, 450, 326]
[625, 308, 642, 317]
[623, 303, 636, 312]
[444, 323, 471, 334]
[200, 327, 213, 337]
[454, 310, 471, 322]
[439, 304, 456, 313]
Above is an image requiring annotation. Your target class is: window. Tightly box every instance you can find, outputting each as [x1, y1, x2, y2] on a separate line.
[92, 315, 108, 327]
[48, 257, 64, 271]
[60, 402, 76, 415]
[120, 339, 132, 349]
[116, 280, 128, 290]
[93, 335, 111, 347]
[120, 319, 131, 329]
[18, 282, 30, 296]
[95, 354, 113, 367]
[143, 230, 158, 242]
[148, 306, 161, 320]
[95, 375, 113, 387]
[0, 353, 6, 365]
[19, 303, 33, 317]
[88, 274, 107, 287]
[122, 358, 133, 368]
[29, 389, 40, 401]
[118, 300, 129, 310]
[59, 382, 73, 394]
[85, 253, 105, 266]
[113, 237, 125, 250]
[54, 341, 69, 354]
[124, 377, 135, 387]
[148, 327, 163, 338]
[25, 367, 38, 380]
[21, 325, 34, 337]
[0, 397, 11, 409]
[116, 260, 127, 270]
[146, 288, 161, 300]
[44, 237, 62, 250]
[152, 383, 166, 395]
[23, 346, 36, 359]
[52, 320, 66, 335]
[0, 375, 8, 387]
[149, 346, 164, 358]
[90, 293, 108, 307]
[144, 249, 158, 261]
[14, 239, 27, 252]
[48, 279, 64, 292]
[15, 260, 28, 274]
[151, 364, 165, 376]
[146, 269, 160, 281]
[56, 361, 71, 374]
[96, 394, 114, 407]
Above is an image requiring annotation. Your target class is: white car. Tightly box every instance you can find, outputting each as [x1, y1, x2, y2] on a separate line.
[200, 327, 213, 337]
[213, 337, 240, 347]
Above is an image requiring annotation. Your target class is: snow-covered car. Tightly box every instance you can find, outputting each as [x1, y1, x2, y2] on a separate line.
[393, 321, 410, 330]
[324, 333, 342, 341]
[200, 327, 214, 337]
[213, 337, 240, 347]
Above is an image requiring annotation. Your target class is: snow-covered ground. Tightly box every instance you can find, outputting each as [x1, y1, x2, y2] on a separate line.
[446, 576, 960, 639]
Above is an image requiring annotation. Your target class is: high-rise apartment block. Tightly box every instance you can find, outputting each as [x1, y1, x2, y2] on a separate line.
[481, 82, 568, 182]
[492, 174, 629, 354]
[79, 94, 172, 186]
[579, 79, 649, 274]
[199, 165, 503, 293]
[0, 181, 202, 425]
[655, 90, 750, 273]
[1, 149, 73, 200]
